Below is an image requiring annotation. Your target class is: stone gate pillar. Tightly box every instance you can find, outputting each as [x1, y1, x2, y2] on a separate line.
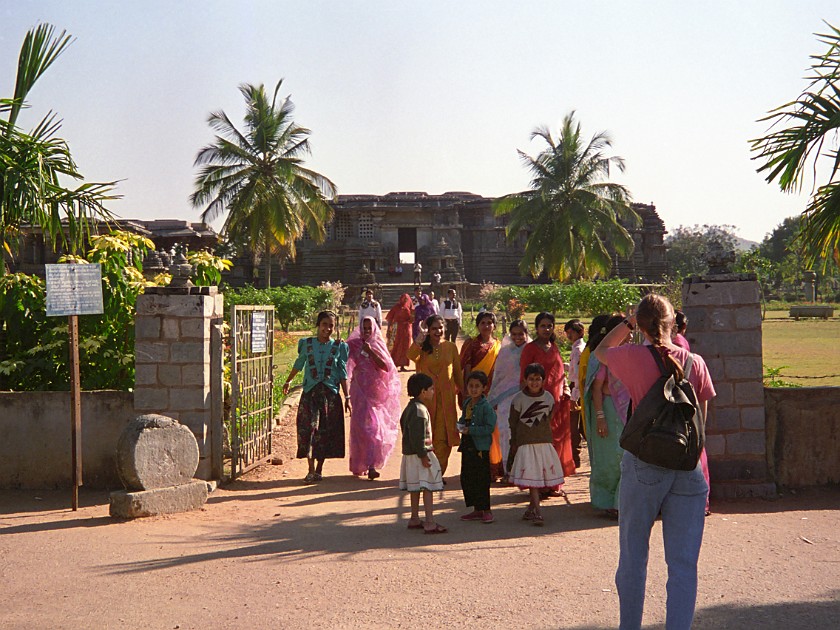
[133, 286, 224, 480]
[682, 273, 776, 498]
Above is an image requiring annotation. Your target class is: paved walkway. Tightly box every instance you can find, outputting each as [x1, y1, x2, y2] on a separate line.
[1, 369, 839, 628]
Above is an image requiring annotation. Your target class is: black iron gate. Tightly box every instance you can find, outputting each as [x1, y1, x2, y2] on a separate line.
[230, 305, 275, 478]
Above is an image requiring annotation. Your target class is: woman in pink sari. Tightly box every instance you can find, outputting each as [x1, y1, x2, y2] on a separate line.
[347, 317, 403, 480]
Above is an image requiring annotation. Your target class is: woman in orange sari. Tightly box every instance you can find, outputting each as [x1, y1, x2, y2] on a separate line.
[459, 311, 503, 479]
[385, 293, 413, 371]
[408, 314, 464, 475]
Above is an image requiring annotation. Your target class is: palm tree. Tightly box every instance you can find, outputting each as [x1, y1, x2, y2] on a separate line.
[494, 112, 639, 281]
[0, 24, 117, 275]
[751, 22, 840, 270]
[191, 81, 337, 287]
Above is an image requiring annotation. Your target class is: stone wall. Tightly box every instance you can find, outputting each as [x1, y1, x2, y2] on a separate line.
[682, 274, 775, 498]
[765, 387, 840, 487]
[134, 288, 225, 480]
[0, 391, 134, 489]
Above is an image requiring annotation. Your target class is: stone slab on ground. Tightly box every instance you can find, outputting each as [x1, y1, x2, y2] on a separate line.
[116, 414, 199, 490]
[109, 478, 208, 518]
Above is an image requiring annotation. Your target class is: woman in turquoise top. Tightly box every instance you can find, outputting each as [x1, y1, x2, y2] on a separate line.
[282, 311, 351, 484]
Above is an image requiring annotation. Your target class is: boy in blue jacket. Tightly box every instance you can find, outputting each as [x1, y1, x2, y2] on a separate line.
[457, 370, 497, 524]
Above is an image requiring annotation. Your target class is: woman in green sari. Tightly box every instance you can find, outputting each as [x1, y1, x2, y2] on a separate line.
[583, 315, 631, 518]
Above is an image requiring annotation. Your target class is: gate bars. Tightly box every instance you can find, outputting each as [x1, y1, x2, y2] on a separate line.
[230, 305, 275, 478]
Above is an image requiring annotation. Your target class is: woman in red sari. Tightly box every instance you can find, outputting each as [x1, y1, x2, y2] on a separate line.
[385, 293, 413, 371]
[519, 312, 576, 479]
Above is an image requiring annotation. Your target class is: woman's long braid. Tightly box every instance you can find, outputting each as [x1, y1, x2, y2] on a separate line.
[636, 294, 685, 381]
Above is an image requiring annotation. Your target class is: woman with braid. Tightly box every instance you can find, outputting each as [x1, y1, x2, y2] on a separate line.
[595, 294, 715, 630]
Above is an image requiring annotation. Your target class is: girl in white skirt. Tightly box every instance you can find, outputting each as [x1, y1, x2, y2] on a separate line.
[399, 373, 447, 534]
[508, 363, 565, 525]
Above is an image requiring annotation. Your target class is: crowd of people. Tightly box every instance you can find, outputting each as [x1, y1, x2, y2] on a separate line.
[283, 290, 716, 629]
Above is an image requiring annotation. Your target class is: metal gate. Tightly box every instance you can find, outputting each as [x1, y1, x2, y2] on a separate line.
[230, 305, 275, 478]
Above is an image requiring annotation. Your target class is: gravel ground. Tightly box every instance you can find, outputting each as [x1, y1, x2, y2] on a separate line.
[1, 370, 838, 629]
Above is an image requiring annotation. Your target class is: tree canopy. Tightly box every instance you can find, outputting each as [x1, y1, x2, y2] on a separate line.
[0, 24, 117, 274]
[494, 112, 639, 281]
[665, 224, 739, 277]
[191, 81, 336, 287]
[751, 22, 840, 270]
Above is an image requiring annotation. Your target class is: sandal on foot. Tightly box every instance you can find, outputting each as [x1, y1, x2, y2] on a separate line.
[303, 472, 316, 484]
[522, 508, 535, 521]
[424, 523, 448, 534]
[407, 522, 424, 530]
[312, 472, 323, 482]
[368, 469, 381, 480]
[532, 514, 545, 526]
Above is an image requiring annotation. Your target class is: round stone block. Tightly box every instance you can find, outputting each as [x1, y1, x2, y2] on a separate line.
[116, 414, 199, 491]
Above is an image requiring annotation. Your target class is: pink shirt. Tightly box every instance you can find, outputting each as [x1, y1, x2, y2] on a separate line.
[604, 345, 716, 407]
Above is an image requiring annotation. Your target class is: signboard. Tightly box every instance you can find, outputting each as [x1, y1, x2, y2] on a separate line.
[251, 311, 268, 353]
[45, 264, 104, 317]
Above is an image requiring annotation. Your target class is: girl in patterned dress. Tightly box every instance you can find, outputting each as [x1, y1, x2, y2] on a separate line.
[508, 363, 565, 526]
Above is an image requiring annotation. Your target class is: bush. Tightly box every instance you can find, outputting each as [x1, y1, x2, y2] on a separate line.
[480, 280, 640, 317]
[0, 231, 154, 390]
[224, 284, 335, 331]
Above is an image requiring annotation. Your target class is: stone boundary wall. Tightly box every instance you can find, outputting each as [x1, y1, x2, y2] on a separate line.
[134, 290, 224, 480]
[682, 275, 775, 498]
[765, 387, 840, 487]
[0, 391, 134, 489]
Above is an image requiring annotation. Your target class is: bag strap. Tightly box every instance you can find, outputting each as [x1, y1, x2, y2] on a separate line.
[683, 353, 694, 381]
[647, 344, 669, 377]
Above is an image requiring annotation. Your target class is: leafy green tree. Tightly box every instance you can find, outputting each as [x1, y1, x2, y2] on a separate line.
[665, 224, 739, 277]
[751, 22, 840, 270]
[191, 81, 337, 287]
[494, 112, 640, 280]
[0, 24, 117, 275]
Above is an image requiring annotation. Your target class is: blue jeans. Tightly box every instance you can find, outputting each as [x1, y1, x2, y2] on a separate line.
[616, 451, 707, 630]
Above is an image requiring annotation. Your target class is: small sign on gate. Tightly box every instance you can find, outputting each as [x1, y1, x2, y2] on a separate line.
[251, 310, 267, 353]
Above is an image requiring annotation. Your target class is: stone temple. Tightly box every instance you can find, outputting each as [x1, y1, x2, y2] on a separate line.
[265, 191, 668, 288]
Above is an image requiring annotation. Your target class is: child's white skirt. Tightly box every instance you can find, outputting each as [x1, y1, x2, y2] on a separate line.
[400, 453, 444, 492]
[510, 443, 565, 489]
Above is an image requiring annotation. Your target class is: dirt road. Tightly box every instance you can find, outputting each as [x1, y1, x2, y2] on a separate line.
[2, 370, 839, 629]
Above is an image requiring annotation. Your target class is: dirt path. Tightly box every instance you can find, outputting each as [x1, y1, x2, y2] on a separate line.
[2, 368, 839, 629]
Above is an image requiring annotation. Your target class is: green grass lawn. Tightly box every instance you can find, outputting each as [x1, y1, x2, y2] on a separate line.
[762, 312, 840, 386]
[271, 310, 840, 388]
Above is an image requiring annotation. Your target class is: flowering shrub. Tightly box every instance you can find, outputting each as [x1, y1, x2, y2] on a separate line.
[506, 298, 527, 320]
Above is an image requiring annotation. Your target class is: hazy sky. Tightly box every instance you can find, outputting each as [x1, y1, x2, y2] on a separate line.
[2, 1, 837, 243]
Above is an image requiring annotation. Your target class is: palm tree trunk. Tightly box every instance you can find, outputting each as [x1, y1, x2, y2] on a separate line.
[264, 244, 272, 288]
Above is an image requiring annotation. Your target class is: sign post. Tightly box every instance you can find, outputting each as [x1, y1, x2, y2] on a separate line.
[45, 263, 104, 511]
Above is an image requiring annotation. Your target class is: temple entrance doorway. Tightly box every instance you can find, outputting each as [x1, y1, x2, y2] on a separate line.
[398, 227, 417, 265]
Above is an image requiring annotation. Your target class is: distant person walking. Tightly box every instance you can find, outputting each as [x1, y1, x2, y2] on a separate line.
[595, 294, 716, 630]
[346, 317, 402, 480]
[412, 294, 437, 341]
[283, 311, 350, 484]
[385, 293, 413, 371]
[440, 287, 462, 342]
[358, 288, 382, 328]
